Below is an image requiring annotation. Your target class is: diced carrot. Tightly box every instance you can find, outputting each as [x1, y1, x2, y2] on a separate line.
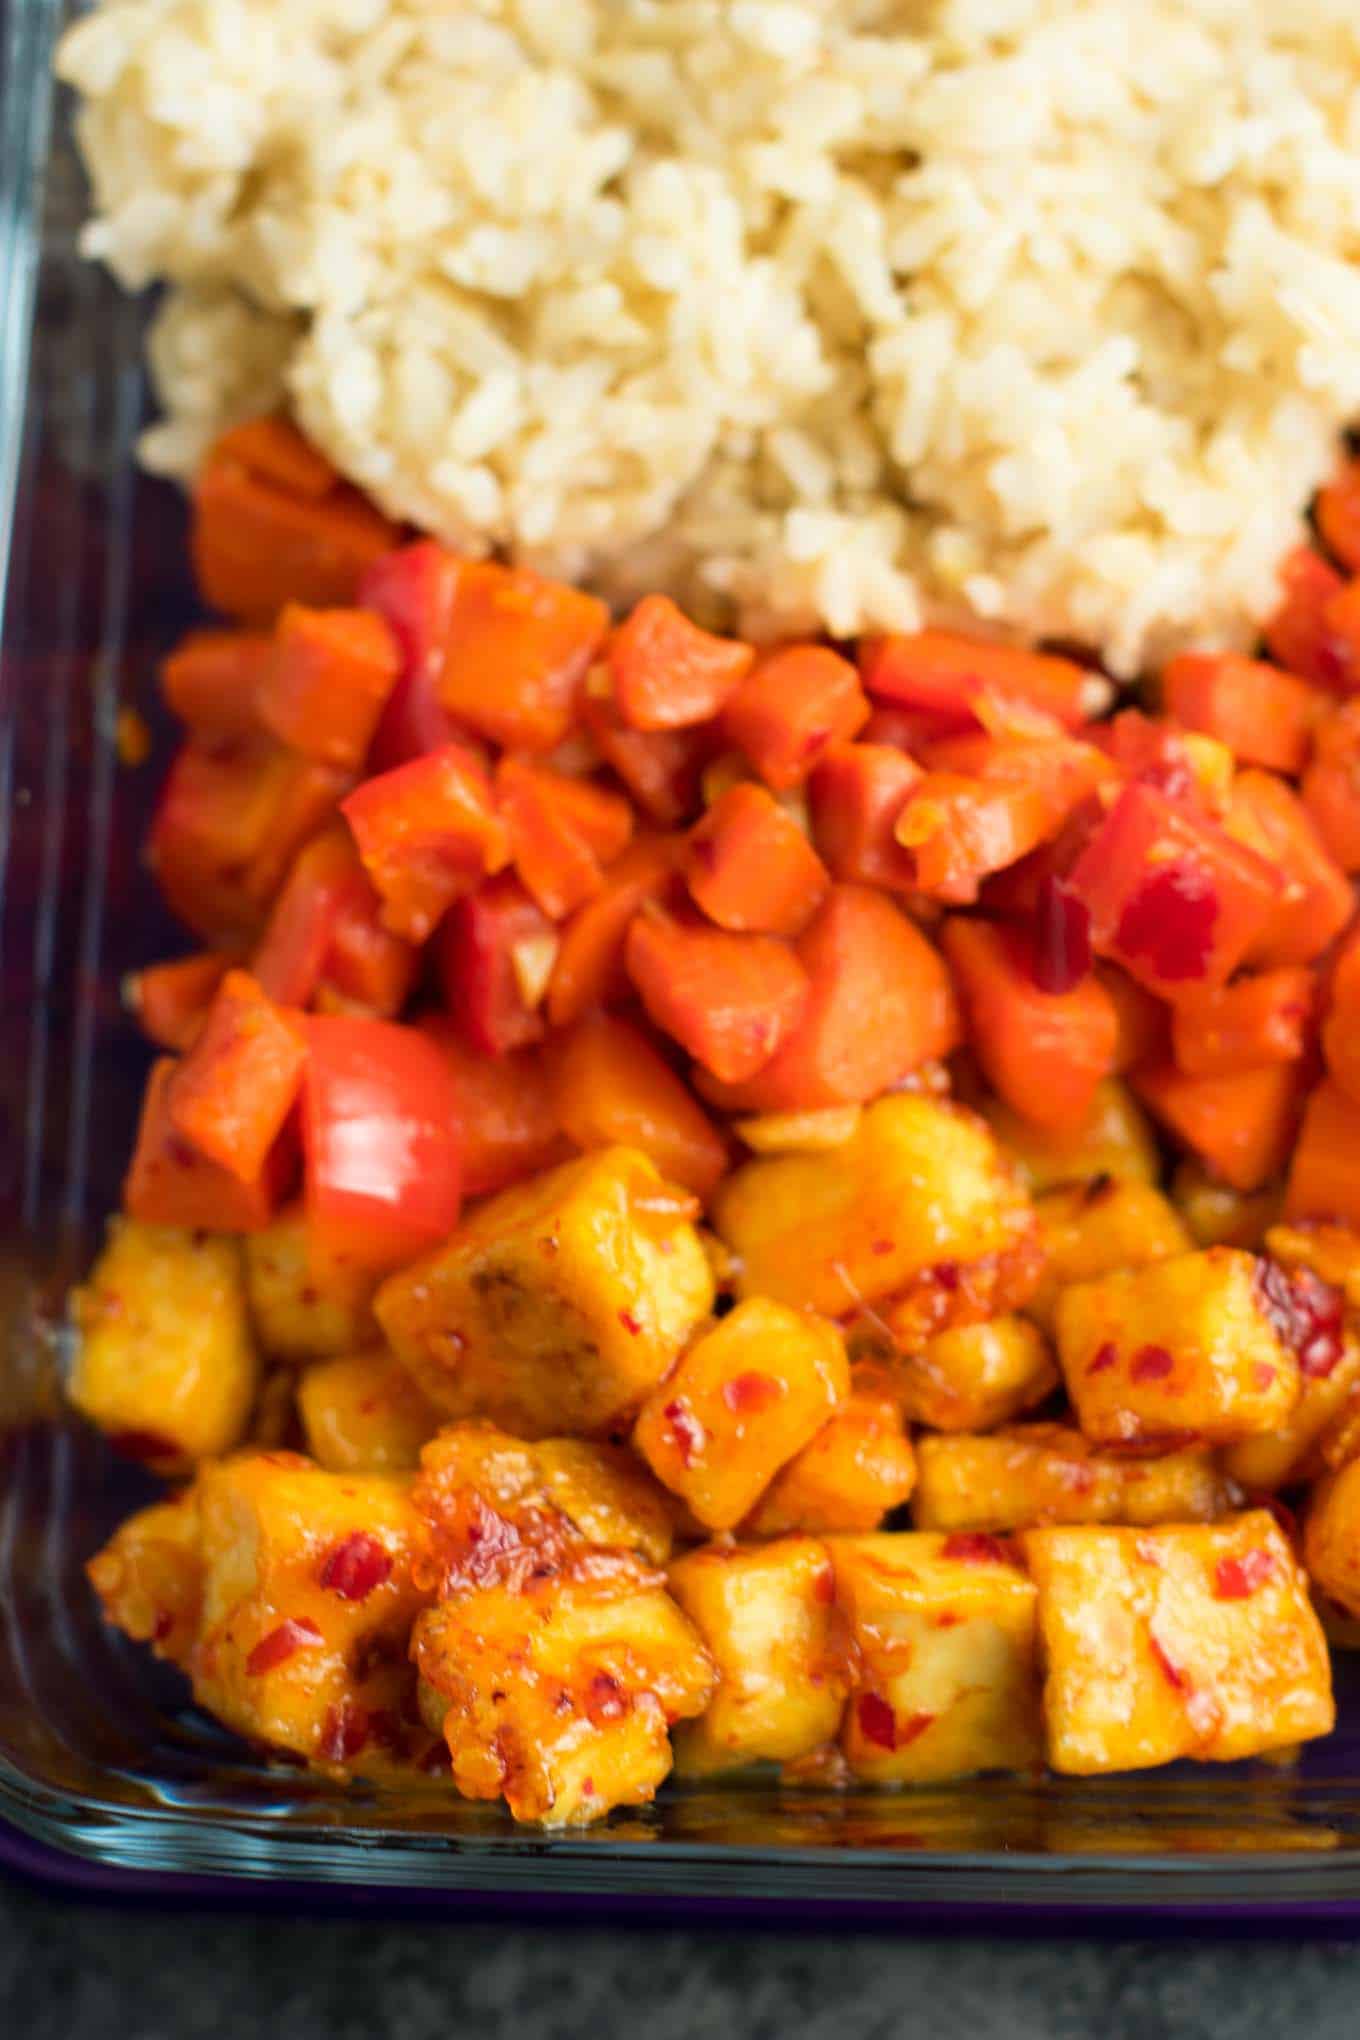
[124, 1058, 289, 1230]
[693, 884, 959, 1113]
[1303, 701, 1360, 872]
[125, 953, 231, 1053]
[862, 703, 973, 751]
[1162, 651, 1321, 777]
[1322, 932, 1360, 1105]
[544, 834, 681, 1028]
[1325, 577, 1360, 687]
[941, 916, 1118, 1133]
[548, 1012, 727, 1199]
[436, 560, 608, 752]
[210, 417, 337, 499]
[808, 743, 921, 891]
[418, 1015, 569, 1198]
[607, 595, 754, 731]
[168, 970, 308, 1183]
[256, 605, 401, 772]
[916, 728, 1114, 835]
[360, 541, 468, 771]
[496, 756, 633, 920]
[722, 644, 869, 791]
[859, 630, 1097, 731]
[1172, 968, 1316, 1079]
[1287, 1079, 1360, 1226]
[319, 883, 420, 1021]
[581, 693, 712, 825]
[1317, 459, 1360, 574]
[685, 782, 830, 936]
[894, 772, 1051, 904]
[1264, 546, 1355, 693]
[436, 873, 556, 1055]
[1226, 770, 1353, 968]
[159, 630, 273, 741]
[625, 905, 809, 1085]
[1133, 1060, 1305, 1193]
[1097, 965, 1171, 1074]
[341, 744, 509, 943]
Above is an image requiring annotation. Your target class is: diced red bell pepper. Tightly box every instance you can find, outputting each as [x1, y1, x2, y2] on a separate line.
[941, 916, 1118, 1133]
[606, 594, 754, 731]
[301, 1017, 462, 1273]
[916, 728, 1114, 837]
[862, 702, 974, 751]
[1162, 651, 1320, 776]
[341, 744, 509, 942]
[437, 872, 556, 1055]
[1171, 967, 1316, 1080]
[894, 772, 1051, 904]
[1226, 770, 1353, 969]
[436, 560, 608, 752]
[1066, 783, 1284, 996]
[1264, 547, 1355, 693]
[1318, 459, 1360, 575]
[721, 645, 869, 791]
[125, 953, 231, 1052]
[256, 605, 401, 772]
[625, 905, 810, 1085]
[496, 756, 633, 920]
[159, 630, 273, 741]
[360, 541, 471, 771]
[685, 782, 829, 936]
[124, 1058, 291, 1230]
[419, 1015, 569, 1198]
[1091, 708, 1228, 813]
[580, 692, 712, 825]
[252, 826, 419, 1018]
[859, 631, 1097, 731]
[1133, 1060, 1306, 1193]
[1303, 701, 1360, 872]
[808, 743, 921, 892]
[694, 884, 959, 1113]
[547, 1011, 728, 1200]
[545, 834, 682, 1029]
[1287, 1079, 1360, 1227]
[168, 970, 308, 1183]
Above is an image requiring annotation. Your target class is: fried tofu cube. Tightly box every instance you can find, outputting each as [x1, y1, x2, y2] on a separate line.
[69, 1221, 259, 1466]
[87, 1493, 203, 1668]
[912, 1424, 1229, 1534]
[1304, 1459, 1360, 1618]
[412, 1554, 715, 1825]
[1029, 1179, 1191, 1330]
[980, 1078, 1160, 1193]
[1057, 1248, 1298, 1448]
[192, 1453, 430, 1771]
[297, 1349, 441, 1472]
[632, 1298, 848, 1530]
[831, 1532, 1042, 1783]
[375, 1147, 713, 1438]
[668, 1538, 851, 1775]
[743, 1394, 916, 1536]
[1172, 1161, 1280, 1250]
[712, 1096, 1038, 1329]
[1024, 1513, 1334, 1773]
[862, 1316, 1057, 1432]
[243, 1204, 378, 1362]
[1223, 1332, 1360, 1491]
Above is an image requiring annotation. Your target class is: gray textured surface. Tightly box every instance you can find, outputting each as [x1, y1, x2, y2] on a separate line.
[3, 1875, 1359, 2038]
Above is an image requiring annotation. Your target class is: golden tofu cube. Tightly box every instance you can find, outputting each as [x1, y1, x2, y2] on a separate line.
[668, 1538, 851, 1775]
[376, 1147, 713, 1438]
[862, 1316, 1057, 1433]
[69, 1221, 259, 1466]
[192, 1453, 431, 1772]
[712, 1096, 1037, 1328]
[412, 1554, 715, 1825]
[912, 1424, 1229, 1534]
[1030, 1179, 1190, 1330]
[1173, 1161, 1281, 1251]
[632, 1298, 848, 1530]
[981, 1078, 1159, 1193]
[831, 1532, 1041, 1783]
[1057, 1248, 1298, 1448]
[744, 1394, 916, 1536]
[244, 1204, 378, 1362]
[1223, 1332, 1360, 1492]
[297, 1349, 441, 1472]
[87, 1493, 203, 1668]
[1304, 1459, 1360, 1619]
[1024, 1513, 1333, 1773]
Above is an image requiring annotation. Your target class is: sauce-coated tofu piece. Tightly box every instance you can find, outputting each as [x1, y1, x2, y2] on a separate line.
[1057, 1248, 1298, 1448]
[1223, 1332, 1360, 1492]
[297, 1349, 441, 1472]
[862, 1316, 1056, 1432]
[244, 1205, 378, 1361]
[87, 1493, 203, 1668]
[980, 1079, 1160, 1193]
[69, 1221, 259, 1467]
[1024, 1513, 1334, 1774]
[830, 1532, 1042, 1783]
[744, 1394, 915, 1535]
[1304, 1458, 1360, 1620]
[376, 1147, 713, 1437]
[668, 1538, 851, 1775]
[912, 1424, 1229, 1534]
[632, 1298, 848, 1530]
[1029, 1178, 1190, 1330]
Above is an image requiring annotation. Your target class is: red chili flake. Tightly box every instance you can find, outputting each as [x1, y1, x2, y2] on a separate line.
[365, 1708, 405, 1756]
[871, 1238, 895, 1257]
[932, 1261, 960, 1293]
[1129, 1344, 1175, 1383]
[584, 1672, 628, 1726]
[1252, 1362, 1277, 1392]
[246, 1617, 324, 1677]
[941, 1532, 1010, 1566]
[857, 1693, 898, 1750]
[934, 1611, 963, 1630]
[107, 1428, 179, 1463]
[895, 1711, 936, 1749]
[581, 1777, 596, 1799]
[318, 1532, 393, 1603]
[317, 1698, 369, 1764]
[1114, 861, 1218, 982]
[1086, 1342, 1118, 1376]
[152, 1610, 175, 1643]
[1252, 1258, 1344, 1379]
[1030, 876, 1093, 995]
[618, 1309, 643, 1336]
[813, 1564, 836, 1605]
[663, 1400, 706, 1469]
[721, 1370, 785, 1415]
[1138, 752, 1197, 805]
[1213, 1548, 1276, 1601]
[1149, 1632, 1189, 1693]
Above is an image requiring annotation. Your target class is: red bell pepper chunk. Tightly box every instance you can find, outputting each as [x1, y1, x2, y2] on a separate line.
[1303, 701, 1360, 873]
[1162, 652, 1321, 777]
[721, 645, 869, 791]
[252, 824, 416, 1018]
[625, 905, 810, 1085]
[419, 1015, 569, 1198]
[1264, 547, 1355, 693]
[581, 692, 712, 825]
[1134, 1060, 1307, 1195]
[685, 782, 830, 936]
[124, 1059, 291, 1231]
[1318, 459, 1360, 575]
[859, 630, 1098, 731]
[168, 971, 309, 1183]
[360, 541, 471, 771]
[437, 872, 556, 1055]
[1172, 967, 1316, 1080]
[301, 1017, 462, 1274]
[256, 605, 401, 772]
[809, 742, 922, 892]
[607, 594, 754, 731]
[496, 756, 634, 920]
[1090, 708, 1227, 812]
[916, 727, 1114, 837]
[341, 744, 509, 942]
[159, 630, 273, 742]
[1066, 783, 1285, 996]
[436, 559, 608, 752]
[125, 953, 231, 1052]
[894, 772, 1051, 904]
[545, 834, 682, 1029]
[1225, 770, 1353, 969]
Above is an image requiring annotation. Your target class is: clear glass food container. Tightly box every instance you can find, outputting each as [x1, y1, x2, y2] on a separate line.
[6, 0, 1360, 1922]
